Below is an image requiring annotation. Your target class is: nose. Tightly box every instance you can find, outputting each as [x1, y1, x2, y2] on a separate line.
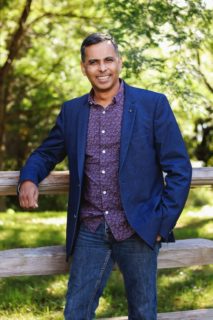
[99, 62, 107, 72]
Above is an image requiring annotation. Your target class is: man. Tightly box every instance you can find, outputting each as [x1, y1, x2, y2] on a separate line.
[19, 33, 192, 319]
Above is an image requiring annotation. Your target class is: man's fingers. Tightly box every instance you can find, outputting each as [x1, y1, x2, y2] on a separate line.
[28, 191, 37, 208]
[19, 190, 29, 208]
[33, 188, 39, 208]
[19, 181, 39, 209]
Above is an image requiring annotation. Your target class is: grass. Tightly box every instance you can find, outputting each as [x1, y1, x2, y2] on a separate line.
[0, 188, 213, 319]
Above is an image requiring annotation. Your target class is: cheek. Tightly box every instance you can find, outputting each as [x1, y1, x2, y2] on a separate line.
[85, 70, 94, 79]
[112, 64, 122, 75]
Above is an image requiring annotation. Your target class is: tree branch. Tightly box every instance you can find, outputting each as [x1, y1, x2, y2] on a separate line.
[27, 11, 101, 27]
[0, 0, 33, 79]
[27, 57, 64, 92]
[195, 50, 213, 93]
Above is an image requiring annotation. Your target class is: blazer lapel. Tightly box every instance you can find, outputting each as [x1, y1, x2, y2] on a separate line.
[77, 100, 90, 181]
[119, 84, 136, 172]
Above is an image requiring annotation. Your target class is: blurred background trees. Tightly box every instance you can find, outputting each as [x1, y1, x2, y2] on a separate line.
[105, 0, 213, 166]
[0, 0, 212, 209]
[0, 0, 105, 172]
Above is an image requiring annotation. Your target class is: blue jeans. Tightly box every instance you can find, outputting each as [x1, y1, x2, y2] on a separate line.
[64, 222, 161, 320]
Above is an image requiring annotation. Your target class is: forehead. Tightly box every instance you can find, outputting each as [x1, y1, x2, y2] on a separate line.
[84, 40, 118, 60]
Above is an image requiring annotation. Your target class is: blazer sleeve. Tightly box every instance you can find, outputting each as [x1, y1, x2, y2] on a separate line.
[19, 104, 67, 186]
[154, 94, 192, 241]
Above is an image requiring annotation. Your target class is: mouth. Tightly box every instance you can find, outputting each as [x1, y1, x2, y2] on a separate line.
[96, 75, 111, 82]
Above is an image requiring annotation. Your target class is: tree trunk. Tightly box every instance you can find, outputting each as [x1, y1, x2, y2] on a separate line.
[0, 0, 33, 210]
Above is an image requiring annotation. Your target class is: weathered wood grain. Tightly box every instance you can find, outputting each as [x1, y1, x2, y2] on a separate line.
[0, 245, 69, 277]
[158, 238, 213, 268]
[0, 239, 212, 278]
[0, 170, 69, 195]
[0, 167, 213, 196]
[100, 308, 213, 320]
[191, 167, 213, 186]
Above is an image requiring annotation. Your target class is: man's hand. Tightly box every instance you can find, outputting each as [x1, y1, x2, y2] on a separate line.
[19, 180, 39, 209]
[156, 235, 162, 242]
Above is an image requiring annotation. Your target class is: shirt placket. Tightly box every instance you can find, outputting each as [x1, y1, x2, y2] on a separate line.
[100, 107, 109, 218]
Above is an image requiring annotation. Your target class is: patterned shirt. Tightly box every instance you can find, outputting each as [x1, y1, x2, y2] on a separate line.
[80, 81, 134, 241]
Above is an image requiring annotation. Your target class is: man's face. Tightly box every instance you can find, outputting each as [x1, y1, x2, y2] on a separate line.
[81, 40, 122, 93]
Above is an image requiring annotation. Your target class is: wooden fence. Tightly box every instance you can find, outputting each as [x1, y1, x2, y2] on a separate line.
[0, 168, 213, 319]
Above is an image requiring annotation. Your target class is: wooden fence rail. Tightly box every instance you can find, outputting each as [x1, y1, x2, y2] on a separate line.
[0, 167, 213, 196]
[0, 238, 213, 278]
[100, 309, 213, 320]
[0, 168, 213, 319]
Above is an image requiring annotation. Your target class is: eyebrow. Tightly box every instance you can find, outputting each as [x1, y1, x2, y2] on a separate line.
[87, 56, 115, 63]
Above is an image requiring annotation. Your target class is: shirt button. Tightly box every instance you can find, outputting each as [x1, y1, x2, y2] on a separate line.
[102, 150, 106, 154]
[102, 110, 106, 114]
[103, 190, 107, 194]
[105, 210, 109, 215]
[101, 130, 105, 134]
[101, 170, 106, 174]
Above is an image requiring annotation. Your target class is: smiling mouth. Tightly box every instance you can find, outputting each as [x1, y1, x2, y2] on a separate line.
[96, 75, 111, 81]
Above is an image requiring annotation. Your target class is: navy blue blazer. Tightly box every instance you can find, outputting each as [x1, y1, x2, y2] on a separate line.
[19, 82, 192, 259]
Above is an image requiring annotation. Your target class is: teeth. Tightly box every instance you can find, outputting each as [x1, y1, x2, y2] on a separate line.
[97, 76, 110, 80]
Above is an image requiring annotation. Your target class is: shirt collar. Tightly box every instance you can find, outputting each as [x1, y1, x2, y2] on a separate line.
[88, 79, 124, 107]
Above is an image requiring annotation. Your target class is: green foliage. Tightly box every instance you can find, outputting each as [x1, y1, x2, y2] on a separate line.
[157, 265, 213, 312]
[0, 211, 66, 249]
[0, 275, 66, 319]
[104, 0, 213, 165]
[186, 187, 213, 208]
[0, 0, 106, 171]
[1, 0, 212, 172]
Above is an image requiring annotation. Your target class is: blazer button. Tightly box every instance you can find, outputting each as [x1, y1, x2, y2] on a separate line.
[73, 214, 77, 218]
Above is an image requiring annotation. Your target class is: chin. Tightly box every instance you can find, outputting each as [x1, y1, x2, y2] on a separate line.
[95, 80, 118, 91]
[96, 85, 113, 92]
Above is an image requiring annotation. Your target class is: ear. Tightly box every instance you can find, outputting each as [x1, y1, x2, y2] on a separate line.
[118, 57, 123, 73]
[81, 62, 86, 76]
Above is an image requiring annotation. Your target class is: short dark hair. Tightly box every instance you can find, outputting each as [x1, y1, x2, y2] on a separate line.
[80, 33, 119, 62]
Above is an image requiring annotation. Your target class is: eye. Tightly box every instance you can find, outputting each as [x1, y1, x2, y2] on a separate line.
[105, 57, 114, 62]
[89, 60, 97, 65]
